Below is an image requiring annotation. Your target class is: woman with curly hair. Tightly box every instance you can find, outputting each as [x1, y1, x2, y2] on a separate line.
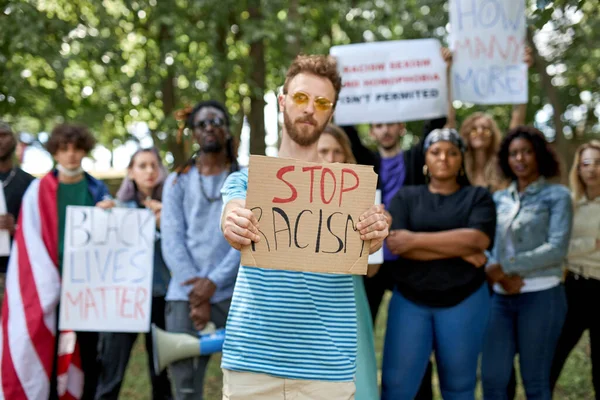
[482, 126, 573, 399]
[457, 112, 507, 191]
[550, 140, 600, 394]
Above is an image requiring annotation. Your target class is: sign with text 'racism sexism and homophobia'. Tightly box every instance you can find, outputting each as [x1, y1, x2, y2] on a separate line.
[330, 39, 448, 125]
[59, 206, 155, 332]
[450, 0, 527, 104]
[242, 156, 378, 274]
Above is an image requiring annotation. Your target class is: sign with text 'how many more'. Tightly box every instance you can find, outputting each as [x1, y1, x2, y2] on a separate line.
[59, 206, 155, 333]
[330, 39, 449, 125]
[450, 0, 528, 104]
[242, 156, 378, 275]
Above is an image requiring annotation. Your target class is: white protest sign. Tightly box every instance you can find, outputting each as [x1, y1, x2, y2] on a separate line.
[0, 187, 10, 256]
[450, 0, 527, 104]
[368, 189, 383, 265]
[330, 39, 448, 125]
[59, 206, 155, 332]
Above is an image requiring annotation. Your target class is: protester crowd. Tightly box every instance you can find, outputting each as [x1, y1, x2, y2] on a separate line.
[0, 49, 599, 400]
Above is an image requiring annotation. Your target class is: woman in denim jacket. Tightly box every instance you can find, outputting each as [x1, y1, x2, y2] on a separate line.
[95, 147, 173, 400]
[551, 140, 600, 394]
[482, 126, 572, 399]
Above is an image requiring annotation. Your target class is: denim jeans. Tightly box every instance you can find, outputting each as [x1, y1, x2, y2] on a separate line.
[551, 273, 600, 395]
[166, 298, 231, 400]
[482, 285, 567, 400]
[96, 296, 172, 400]
[381, 283, 490, 400]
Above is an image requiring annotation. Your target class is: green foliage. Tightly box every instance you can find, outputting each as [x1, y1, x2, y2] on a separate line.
[0, 0, 598, 164]
[121, 293, 596, 399]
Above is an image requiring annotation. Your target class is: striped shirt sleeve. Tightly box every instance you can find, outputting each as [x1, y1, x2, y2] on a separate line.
[220, 169, 248, 223]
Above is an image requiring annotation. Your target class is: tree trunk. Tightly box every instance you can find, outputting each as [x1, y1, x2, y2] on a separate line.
[212, 16, 230, 104]
[527, 27, 574, 183]
[247, 1, 266, 156]
[288, 0, 301, 58]
[158, 23, 187, 166]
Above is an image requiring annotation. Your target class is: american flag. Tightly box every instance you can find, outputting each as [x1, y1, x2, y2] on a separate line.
[1, 173, 83, 400]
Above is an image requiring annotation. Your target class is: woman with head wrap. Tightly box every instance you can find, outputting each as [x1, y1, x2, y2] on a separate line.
[381, 128, 497, 400]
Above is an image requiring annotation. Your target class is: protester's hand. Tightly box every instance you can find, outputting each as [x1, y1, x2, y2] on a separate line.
[462, 252, 487, 268]
[96, 199, 116, 210]
[383, 210, 392, 227]
[189, 301, 211, 331]
[0, 214, 16, 235]
[143, 199, 162, 214]
[153, 210, 161, 228]
[222, 200, 261, 250]
[441, 47, 453, 68]
[357, 205, 389, 254]
[486, 263, 505, 284]
[183, 277, 217, 307]
[367, 264, 381, 278]
[499, 274, 524, 295]
[524, 46, 534, 68]
[143, 199, 162, 227]
[386, 229, 415, 256]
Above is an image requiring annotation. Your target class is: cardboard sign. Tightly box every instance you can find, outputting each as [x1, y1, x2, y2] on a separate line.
[242, 156, 377, 274]
[450, 0, 527, 104]
[330, 39, 448, 124]
[59, 206, 155, 332]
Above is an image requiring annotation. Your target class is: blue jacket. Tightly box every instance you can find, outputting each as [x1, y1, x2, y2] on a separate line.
[120, 200, 170, 297]
[489, 178, 573, 278]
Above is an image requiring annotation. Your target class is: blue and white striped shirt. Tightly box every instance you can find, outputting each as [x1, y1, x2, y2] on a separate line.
[221, 169, 357, 382]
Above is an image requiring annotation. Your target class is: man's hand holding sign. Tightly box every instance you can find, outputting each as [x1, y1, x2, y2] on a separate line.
[223, 156, 386, 274]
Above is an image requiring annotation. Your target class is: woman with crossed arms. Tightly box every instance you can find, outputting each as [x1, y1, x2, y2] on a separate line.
[382, 128, 496, 400]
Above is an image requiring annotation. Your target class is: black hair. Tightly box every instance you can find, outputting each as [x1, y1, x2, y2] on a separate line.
[422, 117, 447, 138]
[175, 100, 238, 177]
[185, 100, 231, 130]
[498, 125, 560, 180]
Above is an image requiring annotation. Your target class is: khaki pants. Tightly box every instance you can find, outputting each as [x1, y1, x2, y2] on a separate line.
[222, 369, 355, 400]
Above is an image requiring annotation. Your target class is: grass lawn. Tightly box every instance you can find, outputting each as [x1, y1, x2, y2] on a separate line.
[122, 293, 595, 399]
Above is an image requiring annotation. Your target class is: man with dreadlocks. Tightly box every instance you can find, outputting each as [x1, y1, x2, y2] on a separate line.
[161, 100, 241, 400]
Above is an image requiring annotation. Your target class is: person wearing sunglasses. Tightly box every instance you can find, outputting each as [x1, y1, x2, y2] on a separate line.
[161, 100, 241, 400]
[220, 54, 389, 400]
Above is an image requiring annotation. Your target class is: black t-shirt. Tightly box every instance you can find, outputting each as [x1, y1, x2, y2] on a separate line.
[0, 168, 35, 273]
[388, 185, 496, 307]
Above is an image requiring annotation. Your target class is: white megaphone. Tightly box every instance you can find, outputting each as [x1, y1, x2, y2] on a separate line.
[151, 322, 226, 375]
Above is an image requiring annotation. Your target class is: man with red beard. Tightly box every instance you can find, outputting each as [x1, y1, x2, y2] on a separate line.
[219, 55, 389, 399]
